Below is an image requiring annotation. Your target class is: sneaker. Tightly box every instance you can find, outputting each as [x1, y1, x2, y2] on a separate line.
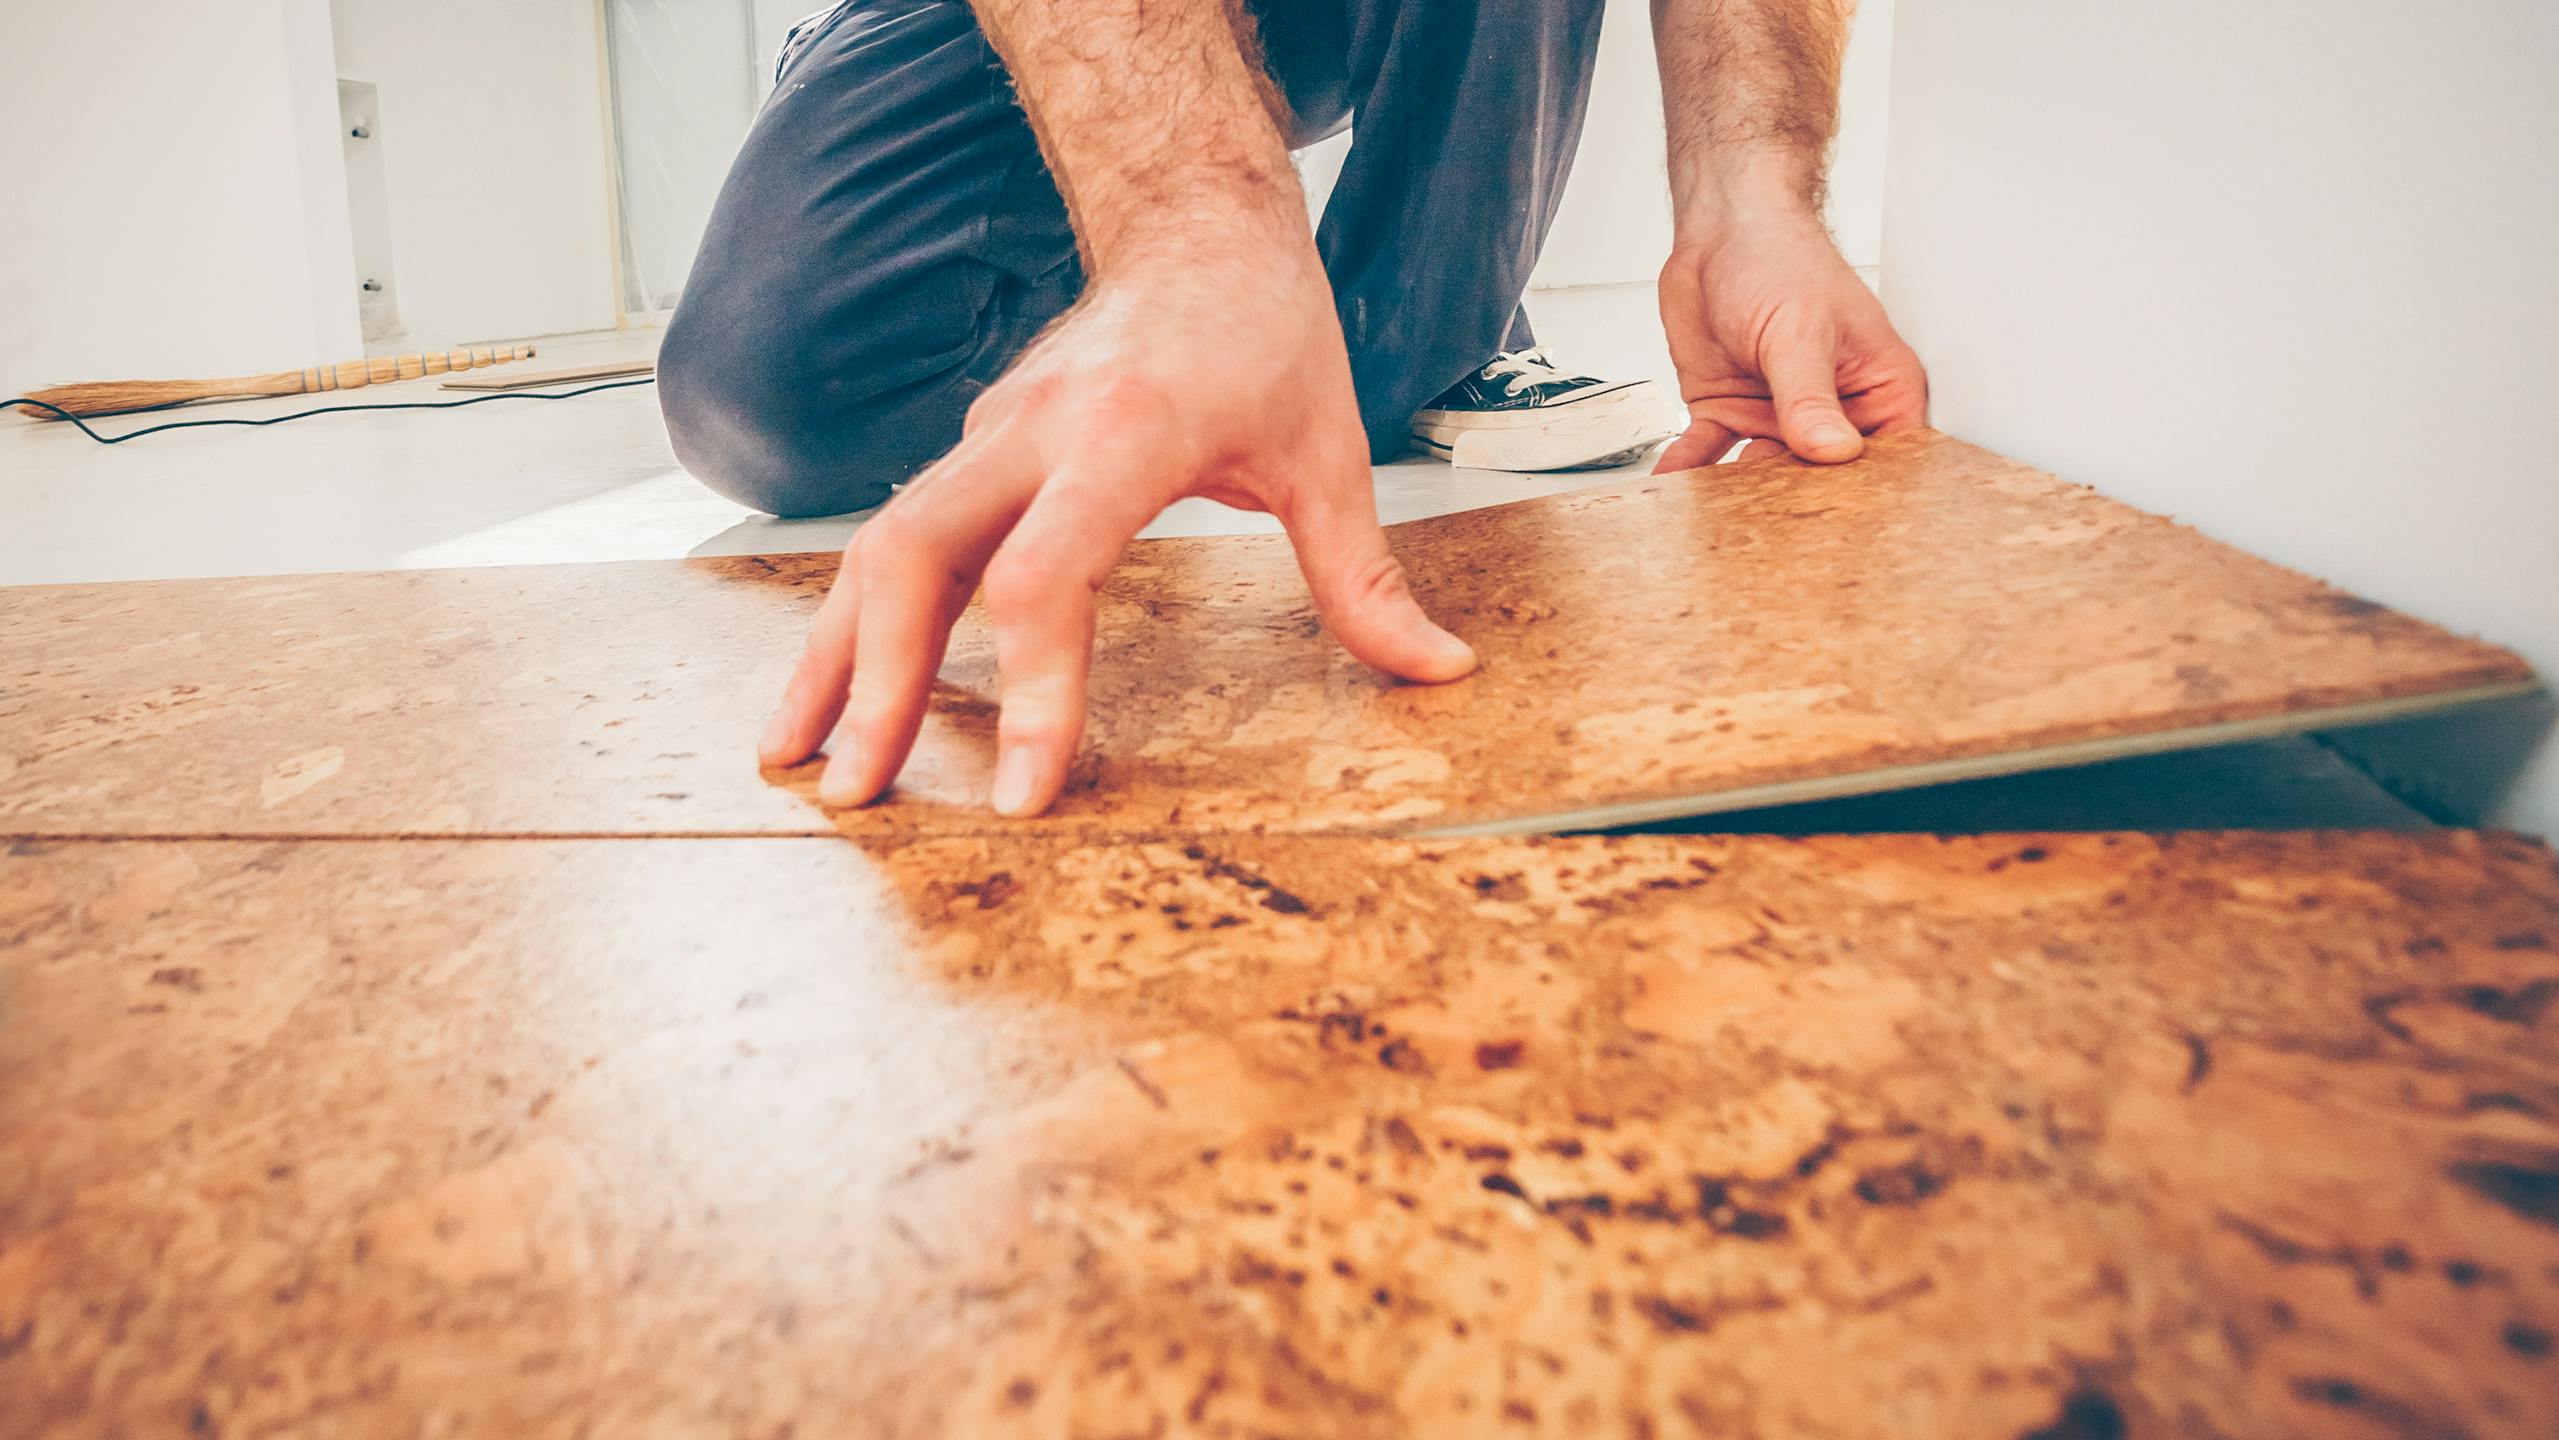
[1408, 349, 1677, 472]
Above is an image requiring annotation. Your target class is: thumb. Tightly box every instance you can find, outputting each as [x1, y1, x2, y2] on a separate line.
[1281, 477, 1479, 685]
[1763, 322, 1864, 464]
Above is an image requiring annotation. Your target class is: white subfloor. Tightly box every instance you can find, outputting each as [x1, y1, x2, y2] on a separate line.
[0, 285, 1680, 588]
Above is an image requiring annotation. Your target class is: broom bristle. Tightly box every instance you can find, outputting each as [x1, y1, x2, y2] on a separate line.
[15, 374, 301, 420]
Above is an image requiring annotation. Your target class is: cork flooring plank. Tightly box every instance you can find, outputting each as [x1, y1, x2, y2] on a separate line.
[4, 830, 2554, 1438]
[0, 550, 837, 838]
[0, 431, 2532, 839]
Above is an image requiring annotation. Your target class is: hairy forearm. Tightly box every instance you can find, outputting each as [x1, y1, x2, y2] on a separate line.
[1651, 0, 1851, 234]
[969, 0, 1307, 277]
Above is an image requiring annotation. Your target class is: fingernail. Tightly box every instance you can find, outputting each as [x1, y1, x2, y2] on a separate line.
[758, 712, 794, 763]
[990, 744, 1040, 817]
[817, 748, 868, 807]
[1810, 421, 1858, 449]
[1419, 623, 1478, 673]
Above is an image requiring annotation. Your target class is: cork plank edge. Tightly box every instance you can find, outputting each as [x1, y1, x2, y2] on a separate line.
[2, 682, 2536, 845]
[1412, 678, 2547, 838]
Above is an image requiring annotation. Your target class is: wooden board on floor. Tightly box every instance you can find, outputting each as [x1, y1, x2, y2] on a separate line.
[4, 830, 2554, 1437]
[0, 431, 2533, 838]
[439, 360, 655, 391]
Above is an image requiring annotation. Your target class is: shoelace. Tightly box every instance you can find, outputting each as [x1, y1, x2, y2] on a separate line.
[1482, 347, 1567, 397]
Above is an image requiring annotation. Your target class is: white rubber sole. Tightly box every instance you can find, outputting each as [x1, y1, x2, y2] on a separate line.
[1409, 381, 1678, 472]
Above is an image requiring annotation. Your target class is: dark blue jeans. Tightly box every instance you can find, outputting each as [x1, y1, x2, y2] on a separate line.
[660, 0, 1605, 517]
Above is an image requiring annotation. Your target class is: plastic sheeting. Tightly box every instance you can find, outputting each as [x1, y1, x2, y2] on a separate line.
[604, 0, 819, 313]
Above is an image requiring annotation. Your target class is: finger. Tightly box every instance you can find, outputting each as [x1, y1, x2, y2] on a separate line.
[818, 441, 1035, 807]
[1653, 418, 1739, 474]
[978, 456, 1167, 817]
[1763, 324, 1864, 464]
[1279, 466, 1477, 685]
[1843, 354, 1931, 436]
[1846, 395, 1926, 438]
[758, 540, 863, 766]
[1733, 438, 1790, 464]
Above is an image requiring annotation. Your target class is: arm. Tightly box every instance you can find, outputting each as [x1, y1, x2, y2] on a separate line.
[1649, 0, 1927, 470]
[759, 0, 1475, 818]
[981, 0, 1304, 276]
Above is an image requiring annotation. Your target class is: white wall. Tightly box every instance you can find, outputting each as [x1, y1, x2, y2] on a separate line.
[1824, 0, 1894, 274]
[1883, 1, 2559, 833]
[331, 0, 620, 347]
[279, 1, 365, 359]
[0, 1, 359, 393]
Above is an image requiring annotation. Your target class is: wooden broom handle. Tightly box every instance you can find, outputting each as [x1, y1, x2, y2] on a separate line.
[296, 343, 536, 396]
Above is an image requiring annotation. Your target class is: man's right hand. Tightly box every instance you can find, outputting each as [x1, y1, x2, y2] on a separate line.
[756, 245, 1478, 818]
[758, 0, 1478, 817]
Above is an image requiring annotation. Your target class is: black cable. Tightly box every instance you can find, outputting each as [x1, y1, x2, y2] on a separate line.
[2, 377, 659, 445]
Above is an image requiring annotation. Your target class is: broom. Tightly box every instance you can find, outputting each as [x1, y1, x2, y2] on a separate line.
[14, 343, 539, 419]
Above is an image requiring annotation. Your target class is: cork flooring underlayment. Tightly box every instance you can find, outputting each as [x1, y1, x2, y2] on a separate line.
[0, 430, 2535, 840]
[4, 830, 2556, 1438]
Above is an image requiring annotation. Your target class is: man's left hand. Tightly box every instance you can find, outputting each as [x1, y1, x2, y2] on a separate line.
[1653, 213, 1928, 472]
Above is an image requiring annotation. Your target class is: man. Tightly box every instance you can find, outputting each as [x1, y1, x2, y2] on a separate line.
[659, 0, 1927, 819]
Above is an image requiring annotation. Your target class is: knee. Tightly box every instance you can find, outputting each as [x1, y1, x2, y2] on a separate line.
[658, 308, 935, 519]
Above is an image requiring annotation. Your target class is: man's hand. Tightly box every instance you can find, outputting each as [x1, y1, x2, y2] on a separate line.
[758, 0, 1474, 818]
[1650, 0, 1926, 471]
[1652, 211, 1925, 471]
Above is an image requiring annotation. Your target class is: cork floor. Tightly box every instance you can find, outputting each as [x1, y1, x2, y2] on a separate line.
[5, 427, 2552, 1437]
[5, 830, 2556, 1438]
[0, 432, 2532, 841]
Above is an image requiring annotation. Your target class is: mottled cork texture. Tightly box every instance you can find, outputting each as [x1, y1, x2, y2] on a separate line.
[0, 431, 2531, 838]
[4, 830, 2554, 1437]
